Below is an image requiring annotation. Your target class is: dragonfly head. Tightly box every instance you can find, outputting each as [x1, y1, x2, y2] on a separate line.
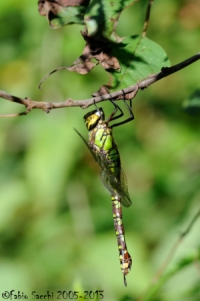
[84, 108, 105, 131]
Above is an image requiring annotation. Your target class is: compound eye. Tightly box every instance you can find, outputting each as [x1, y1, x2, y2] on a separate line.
[85, 113, 99, 130]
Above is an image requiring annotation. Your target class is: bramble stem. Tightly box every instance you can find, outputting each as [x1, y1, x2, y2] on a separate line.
[0, 52, 200, 117]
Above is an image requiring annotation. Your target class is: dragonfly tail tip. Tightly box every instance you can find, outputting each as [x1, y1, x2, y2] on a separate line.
[123, 275, 127, 287]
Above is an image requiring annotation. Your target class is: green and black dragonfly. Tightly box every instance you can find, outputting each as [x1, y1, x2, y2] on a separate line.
[75, 99, 134, 286]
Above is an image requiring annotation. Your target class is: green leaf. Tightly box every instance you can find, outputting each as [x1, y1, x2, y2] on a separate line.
[183, 89, 200, 115]
[84, 0, 137, 42]
[108, 35, 170, 91]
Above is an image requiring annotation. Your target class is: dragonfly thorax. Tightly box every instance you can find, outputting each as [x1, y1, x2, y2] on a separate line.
[84, 108, 105, 131]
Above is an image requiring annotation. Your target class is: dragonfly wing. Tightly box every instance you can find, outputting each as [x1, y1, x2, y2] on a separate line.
[101, 168, 132, 207]
[118, 169, 132, 207]
[100, 169, 115, 195]
[74, 128, 97, 162]
[107, 171, 131, 207]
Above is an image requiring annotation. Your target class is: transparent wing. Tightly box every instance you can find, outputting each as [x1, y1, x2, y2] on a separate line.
[119, 169, 132, 207]
[74, 128, 98, 162]
[101, 168, 132, 208]
[100, 169, 115, 195]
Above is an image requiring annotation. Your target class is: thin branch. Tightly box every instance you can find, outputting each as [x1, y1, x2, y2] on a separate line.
[142, 0, 154, 37]
[0, 52, 200, 117]
[137, 208, 200, 301]
[0, 112, 28, 118]
[194, 250, 200, 279]
[152, 209, 200, 283]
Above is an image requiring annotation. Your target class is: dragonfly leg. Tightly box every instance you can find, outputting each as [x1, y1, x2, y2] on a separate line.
[106, 98, 124, 123]
[110, 100, 134, 128]
[110, 88, 137, 128]
[93, 99, 105, 120]
[93, 97, 123, 123]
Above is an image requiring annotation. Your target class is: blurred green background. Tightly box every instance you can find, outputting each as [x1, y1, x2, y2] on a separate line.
[0, 1, 200, 300]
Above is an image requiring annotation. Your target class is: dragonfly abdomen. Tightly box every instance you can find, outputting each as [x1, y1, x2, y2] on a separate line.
[111, 194, 132, 286]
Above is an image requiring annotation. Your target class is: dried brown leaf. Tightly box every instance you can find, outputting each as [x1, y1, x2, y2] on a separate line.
[68, 61, 96, 74]
[92, 85, 110, 97]
[38, 0, 90, 16]
[68, 33, 120, 75]
[95, 52, 120, 70]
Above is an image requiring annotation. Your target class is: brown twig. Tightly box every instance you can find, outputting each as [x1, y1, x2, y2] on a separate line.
[0, 52, 200, 117]
[0, 112, 29, 118]
[137, 208, 200, 301]
[142, 0, 154, 37]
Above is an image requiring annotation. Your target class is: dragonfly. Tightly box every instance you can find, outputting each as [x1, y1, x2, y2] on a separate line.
[75, 99, 134, 286]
